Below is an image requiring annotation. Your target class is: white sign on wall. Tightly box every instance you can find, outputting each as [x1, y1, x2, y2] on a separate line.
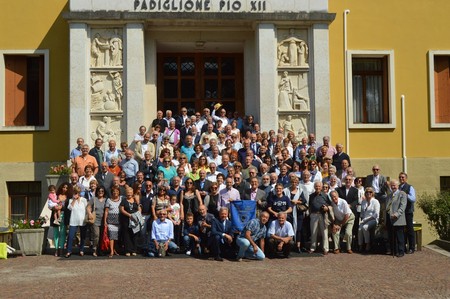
[70, 0, 327, 13]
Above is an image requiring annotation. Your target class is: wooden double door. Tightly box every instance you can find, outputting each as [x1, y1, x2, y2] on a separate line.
[157, 53, 244, 116]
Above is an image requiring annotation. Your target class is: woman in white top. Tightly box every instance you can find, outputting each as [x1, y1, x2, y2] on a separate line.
[78, 165, 97, 191]
[358, 187, 380, 253]
[65, 185, 88, 258]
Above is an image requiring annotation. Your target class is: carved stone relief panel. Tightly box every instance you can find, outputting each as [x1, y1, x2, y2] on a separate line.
[277, 28, 309, 68]
[278, 113, 309, 139]
[90, 115, 123, 144]
[277, 71, 310, 112]
[90, 71, 123, 112]
[90, 28, 123, 68]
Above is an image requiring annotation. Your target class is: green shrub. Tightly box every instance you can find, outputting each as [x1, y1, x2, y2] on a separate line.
[418, 191, 450, 241]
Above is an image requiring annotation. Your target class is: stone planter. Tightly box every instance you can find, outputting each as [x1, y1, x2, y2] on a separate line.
[14, 228, 45, 256]
[46, 174, 69, 188]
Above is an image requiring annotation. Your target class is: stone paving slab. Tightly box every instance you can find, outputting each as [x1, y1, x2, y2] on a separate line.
[0, 249, 449, 299]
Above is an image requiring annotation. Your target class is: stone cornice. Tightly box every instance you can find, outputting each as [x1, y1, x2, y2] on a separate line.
[64, 11, 336, 24]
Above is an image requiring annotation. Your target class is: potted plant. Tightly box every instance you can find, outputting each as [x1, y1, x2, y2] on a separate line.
[46, 162, 72, 188]
[10, 217, 48, 256]
[417, 191, 450, 250]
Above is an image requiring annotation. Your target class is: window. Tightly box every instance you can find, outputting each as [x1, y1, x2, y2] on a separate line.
[8, 182, 42, 221]
[441, 176, 450, 192]
[0, 50, 49, 131]
[346, 50, 396, 129]
[428, 51, 450, 128]
[157, 53, 243, 114]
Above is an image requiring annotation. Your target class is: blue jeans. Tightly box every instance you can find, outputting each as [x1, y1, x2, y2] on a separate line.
[66, 225, 87, 254]
[236, 237, 265, 260]
[183, 235, 201, 251]
[148, 240, 178, 257]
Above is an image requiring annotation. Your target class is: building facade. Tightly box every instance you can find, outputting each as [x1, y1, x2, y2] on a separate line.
[1, 0, 450, 243]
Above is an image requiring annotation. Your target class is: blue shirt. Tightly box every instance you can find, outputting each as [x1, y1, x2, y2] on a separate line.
[70, 147, 82, 160]
[158, 165, 177, 181]
[120, 158, 139, 178]
[240, 218, 267, 241]
[183, 223, 200, 237]
[181, 145, 195, 162]
[268, 195, 292, 215]
[151, 218, 174, 242]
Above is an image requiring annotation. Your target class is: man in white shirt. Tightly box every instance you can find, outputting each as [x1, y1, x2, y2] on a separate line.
[330, 191, 355, 254]
[267, 212, 295, 258]
[206, 162, 220, 183]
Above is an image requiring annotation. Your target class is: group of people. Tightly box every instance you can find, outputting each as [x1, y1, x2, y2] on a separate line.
[49, 105, 417, 260]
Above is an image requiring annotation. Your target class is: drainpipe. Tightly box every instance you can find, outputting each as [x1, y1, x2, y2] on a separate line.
[344, 9, 351, 155]
[401, 95, 407, 173]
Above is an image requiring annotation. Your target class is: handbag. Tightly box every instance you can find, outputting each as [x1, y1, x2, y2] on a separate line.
[86, 201, 96, 224]
[100, 225, 110, 252]
[297, 203, 308, 212]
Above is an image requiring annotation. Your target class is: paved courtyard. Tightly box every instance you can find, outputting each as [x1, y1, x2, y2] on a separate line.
[1, 248, 449, 298]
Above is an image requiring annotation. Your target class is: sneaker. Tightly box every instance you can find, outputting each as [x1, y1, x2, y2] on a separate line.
[186, 250, 191, 256]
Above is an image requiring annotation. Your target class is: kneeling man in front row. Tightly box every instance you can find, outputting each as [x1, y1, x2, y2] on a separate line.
[267, 212, 294, 258]
[211, 207, 234, 261]
[236, 211, 270, 261]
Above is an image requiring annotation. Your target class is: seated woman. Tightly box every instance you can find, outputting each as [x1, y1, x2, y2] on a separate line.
[358, 187, 380, 253]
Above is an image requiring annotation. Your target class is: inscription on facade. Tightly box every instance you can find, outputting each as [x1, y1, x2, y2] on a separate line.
[134, 0, 266, 12]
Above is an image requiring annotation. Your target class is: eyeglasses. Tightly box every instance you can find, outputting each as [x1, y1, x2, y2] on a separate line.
[164, 160, 171, 162]
[373, 168, 380, 171]
[180, 157, 186, 160]
[211, 187, 218, 190]
[365, 191, 373, 194]
[234, 177, 241, 180]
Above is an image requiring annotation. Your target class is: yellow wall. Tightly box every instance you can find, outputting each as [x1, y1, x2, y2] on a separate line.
[329, 0, 450, 158]
[0, 1, 69, 162]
